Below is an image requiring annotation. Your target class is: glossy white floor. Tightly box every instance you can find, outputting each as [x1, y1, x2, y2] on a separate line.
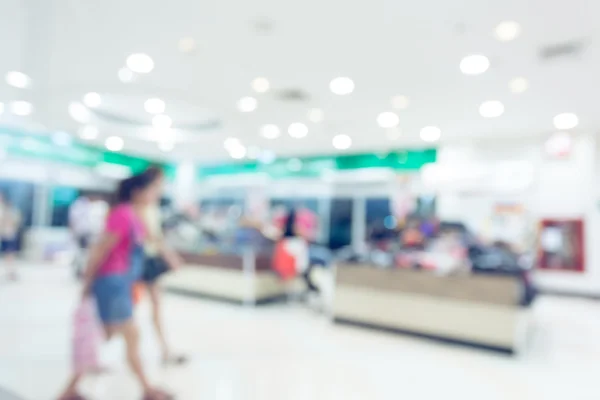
[1, 265, 599, 400]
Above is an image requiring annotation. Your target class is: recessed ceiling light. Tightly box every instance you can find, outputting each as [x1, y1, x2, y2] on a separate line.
[152, 114, 172, 129]
[5, 71, 31, 89]
[420, 126, 441, 143]
[329, 77, 354, 95]
[10, 101, 33, 116]
[377, 112, 400, 128]
[229, 145, 247, 159]
[158, 141, 175, 152]
[178, 37, 196, 53]
[224, 137, 242, 150]
[83, 92, 101, 108]
[237, 96, 257, 112]
[105, 136, 124, 152]
[479, 101, 505, 118]
[126, 53, 154, 74]
[287, 158, 303, 172]
[79, 125, 98, 140]
[118, 67, 135, 83]
[288, 122, 308, 138]
[307, 108, 324, 123]
[391, 95, 410, 110]
[495, 21, 521, 42]
[553, 113, 579, 130]
[332, 134, 352, 150]
[260, 124, 280, 139]
[52, 131, 72, 147]
[460, 55, 490, 75]
[509, 77, 529, 94]
[68, 102, 89, 123]
[144, 98, 166, 114]
[251, 77, 270, 93]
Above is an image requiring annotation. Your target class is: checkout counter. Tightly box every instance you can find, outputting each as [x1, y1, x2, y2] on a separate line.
[333, 264, 531, 353]
[161, 249, 292, 305]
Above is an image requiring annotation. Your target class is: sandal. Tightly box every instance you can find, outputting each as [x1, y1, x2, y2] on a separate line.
[142, 388, 174, 400]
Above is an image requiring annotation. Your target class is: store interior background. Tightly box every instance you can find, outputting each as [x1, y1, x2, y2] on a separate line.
[2, 0, 600, 399]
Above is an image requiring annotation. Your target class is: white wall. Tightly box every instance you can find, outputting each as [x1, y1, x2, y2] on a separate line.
[435, 133, 599, 295]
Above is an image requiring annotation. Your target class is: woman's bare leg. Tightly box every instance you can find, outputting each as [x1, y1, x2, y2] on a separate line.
[148, 283, 170, 362]
[119, 320, 152, 393]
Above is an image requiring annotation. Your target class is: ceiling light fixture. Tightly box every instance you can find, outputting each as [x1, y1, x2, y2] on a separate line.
[288, 122, 308, 138]
[10, 101, 33, 117]
[509, 77, 529, 94]
[391, 95, 410, 110]
[5, 71, 31, 89]
[144, 98, 166, 114]
[553, 113, 579, 130]
[83, 92, 101, 108]
[229, 145, 247, 160]
[126, 53, 154, 74]
[377, 112, 400, 128]
[68, 102, 90, 123]
[224, 137, 242, 150]
[237, 96, 257, 112]
[479, 101, 505, 118]
[152, 114, 172, 129]
[460, 55, 490, 75]
[329, 77, 354, 95]
[495, 21, 521, 42]
[307, 108, 324, 123]
[178, 37, 196, 53]
[332, 134, 352, 150]
[251, 77, 270, 93]
[105, 136, 124, 152]
[420, 126, 441, 143]
[260, 124, 280, 139]
[118, 67, 135, 83]
[79, 126, 98, 140]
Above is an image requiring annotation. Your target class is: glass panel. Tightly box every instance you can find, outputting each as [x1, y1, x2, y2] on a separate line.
[328, 198, 353, 249]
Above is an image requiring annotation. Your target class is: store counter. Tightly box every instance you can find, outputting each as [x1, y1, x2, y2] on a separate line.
[333, 265, 530, 353]
[161, 250, 290, 305]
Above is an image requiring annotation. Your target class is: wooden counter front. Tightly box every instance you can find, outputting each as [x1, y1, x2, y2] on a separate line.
[333, 265, 530, 353]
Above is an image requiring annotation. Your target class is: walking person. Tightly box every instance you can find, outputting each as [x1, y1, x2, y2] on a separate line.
[0, 192, 22, 281]
[58, 170, 173, 400]
[138, 167, 187, 366]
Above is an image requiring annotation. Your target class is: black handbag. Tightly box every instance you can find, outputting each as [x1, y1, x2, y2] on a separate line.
[142, 256, 169, 282]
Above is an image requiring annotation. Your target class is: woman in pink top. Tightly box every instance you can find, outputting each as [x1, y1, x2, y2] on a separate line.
[58, 170, 172, 400]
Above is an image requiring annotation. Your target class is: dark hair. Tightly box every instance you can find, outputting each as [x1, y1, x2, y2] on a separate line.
[283, 209, 297, 238]
[114, 166, 164, 204]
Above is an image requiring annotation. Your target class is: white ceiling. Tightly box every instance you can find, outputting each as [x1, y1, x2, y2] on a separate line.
[0, 0, 599, 163]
